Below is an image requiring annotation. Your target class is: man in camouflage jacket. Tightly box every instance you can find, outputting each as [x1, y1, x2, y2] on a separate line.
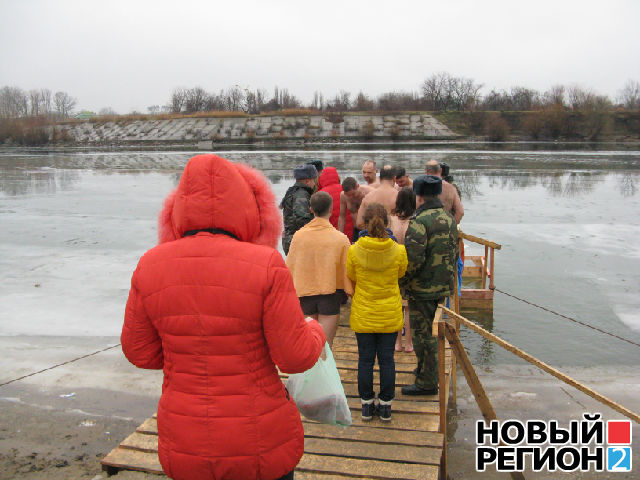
[280, 163, 318, 255]
[401, 175, 458, 395]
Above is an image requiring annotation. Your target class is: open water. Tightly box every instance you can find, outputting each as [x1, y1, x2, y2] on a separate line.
[1, 146, 639, 370]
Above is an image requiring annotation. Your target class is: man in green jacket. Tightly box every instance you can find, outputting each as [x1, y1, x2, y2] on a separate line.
[280, 163, 318, 255]
[401, 175, 458, 395]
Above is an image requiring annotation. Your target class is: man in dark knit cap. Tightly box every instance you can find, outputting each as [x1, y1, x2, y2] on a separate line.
[426, 159, 463, 224]
[307, 159, 324, 175]
[280, 163, 318, 254]
[440, 162, 461, 200]
[401, 175, 458, 395]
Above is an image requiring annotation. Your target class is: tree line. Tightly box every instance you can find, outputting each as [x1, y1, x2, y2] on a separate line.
[0, 87, 77, 118]
[1, 73, 639, 120]
[1, 73, 639, 145]
[162, 73, 640, 115]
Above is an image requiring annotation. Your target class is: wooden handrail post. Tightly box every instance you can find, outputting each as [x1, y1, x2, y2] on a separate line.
[437, 312, 447, 479]
[444, 322, 526, 480]
[482, 245, 488, 289]
[444, 322, 496, 422]
[489, 247, 495, 290]
[451, 268, 459, 404]
[438, 324, 446, 436]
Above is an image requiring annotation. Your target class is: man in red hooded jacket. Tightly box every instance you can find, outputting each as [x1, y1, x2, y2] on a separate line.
[121, 154, 326, 480]
[318, 166, 353, 242]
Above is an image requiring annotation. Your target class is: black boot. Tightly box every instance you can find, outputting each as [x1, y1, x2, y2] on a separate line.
[401, 384, 438, 396]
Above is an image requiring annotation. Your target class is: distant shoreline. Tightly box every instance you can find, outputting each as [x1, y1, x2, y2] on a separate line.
[2, 110, 639, 148]
[2, 139, 640, 155]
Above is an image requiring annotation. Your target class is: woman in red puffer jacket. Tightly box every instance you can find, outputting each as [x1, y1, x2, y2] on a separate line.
[319, 166, 353, 242]
[121, 154, 326, 480]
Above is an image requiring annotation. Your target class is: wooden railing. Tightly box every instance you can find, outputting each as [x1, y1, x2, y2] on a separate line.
[458, 230, 501, 310]
[433, 304, 640, 479]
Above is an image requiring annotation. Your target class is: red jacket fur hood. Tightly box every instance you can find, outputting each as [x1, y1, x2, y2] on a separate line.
[122, 154, 326, 480]
[158, 153, 282, 247]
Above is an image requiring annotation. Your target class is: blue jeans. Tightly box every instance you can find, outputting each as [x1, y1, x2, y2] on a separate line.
[355, 332, 398, 402]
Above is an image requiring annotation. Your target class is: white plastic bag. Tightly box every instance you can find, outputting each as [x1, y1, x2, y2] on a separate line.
[286, 343, 352, 427]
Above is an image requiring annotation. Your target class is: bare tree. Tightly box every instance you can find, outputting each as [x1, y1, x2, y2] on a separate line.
[0, 86, 28, 117]
[326, 90, 351, 111]
[54, 91, 76, 117]
[452, 78, 482, 111]
[510, 86, 540, 110]
[169, 88, 187, 113]
[544, 85, 565, 107]
[184, 87, 209, 113]
[40, 89, 52, 115]
[262, 88, 280, 112]
[481, 89, 510, 111]
[29, 89, 43, 116]
[224, 85, 245, 111]
[422, 72, 452, 110]
[566, 84, 597, 110]
[256, 89, 267, 112]
[354, 91, 374, 111]
[30, 89, 54, 116]
[204, 91, 224, 111]
[245, 88, 266, 114]
[582, 94, 612, 140]
[279, 88, 301, 109]
[376, 91, 419, 111]
[98, 107, 117, 116]
[147, 105, 161, 114]
[311, 90, 325, 110]
[617, 80, 640, 110]
[421, 72, 481, 111]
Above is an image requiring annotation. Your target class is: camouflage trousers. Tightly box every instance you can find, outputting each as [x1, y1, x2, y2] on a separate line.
[281, 235, 292, 256]
[408, 296, 444, 390]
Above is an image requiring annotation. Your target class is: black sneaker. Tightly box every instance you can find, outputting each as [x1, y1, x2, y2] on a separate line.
[377, 402, 392, 421]
[361, 400, 375, 421]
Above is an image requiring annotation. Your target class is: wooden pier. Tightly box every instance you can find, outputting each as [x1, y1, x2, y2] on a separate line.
[102, 307, 452, 479]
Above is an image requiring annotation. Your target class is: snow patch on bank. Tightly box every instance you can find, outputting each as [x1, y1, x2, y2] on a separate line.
[614, 309, 640, 332]
[509, 392, 537, 399]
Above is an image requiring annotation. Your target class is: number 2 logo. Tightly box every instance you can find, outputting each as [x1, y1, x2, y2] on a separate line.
[607, 447, 632, 472]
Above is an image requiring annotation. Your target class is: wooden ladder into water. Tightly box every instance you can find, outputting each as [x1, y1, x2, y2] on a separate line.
[101, 305, 452, 479]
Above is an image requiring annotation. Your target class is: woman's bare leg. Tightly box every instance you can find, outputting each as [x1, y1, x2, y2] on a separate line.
[404, 305, 413, 352]
[317, 314, 339, 348]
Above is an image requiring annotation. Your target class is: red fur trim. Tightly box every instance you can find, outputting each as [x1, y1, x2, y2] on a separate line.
[158, 188, 178, 244]
[234, 162, 282, 248]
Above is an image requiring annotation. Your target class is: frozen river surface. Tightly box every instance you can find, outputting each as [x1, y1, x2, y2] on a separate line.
[1, 148, 640, 369]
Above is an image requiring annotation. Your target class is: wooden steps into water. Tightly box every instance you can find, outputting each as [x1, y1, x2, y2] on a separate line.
[102, 316, 451, 479]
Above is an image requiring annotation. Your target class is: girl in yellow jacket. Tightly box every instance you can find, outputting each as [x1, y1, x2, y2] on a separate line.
[347, 202, 407, 421]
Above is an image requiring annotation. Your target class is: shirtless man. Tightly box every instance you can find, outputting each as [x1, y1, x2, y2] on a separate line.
[356, 165, 399, 230]
[361, 160, 380, 188]
[395, 166, 413, 189]
[339, 177, 373, 241]
[425, 159, 464, 224]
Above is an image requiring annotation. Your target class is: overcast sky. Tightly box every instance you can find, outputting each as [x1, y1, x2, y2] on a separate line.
[1, 0, 639, 114]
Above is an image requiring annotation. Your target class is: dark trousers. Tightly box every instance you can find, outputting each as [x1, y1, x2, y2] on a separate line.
[355, 332, 398, 402]
[275, 470, 294, 480]
[409, 297, 442, 390]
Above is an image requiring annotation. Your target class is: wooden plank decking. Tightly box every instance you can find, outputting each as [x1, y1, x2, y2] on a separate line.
[102, 309, 451, 479]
